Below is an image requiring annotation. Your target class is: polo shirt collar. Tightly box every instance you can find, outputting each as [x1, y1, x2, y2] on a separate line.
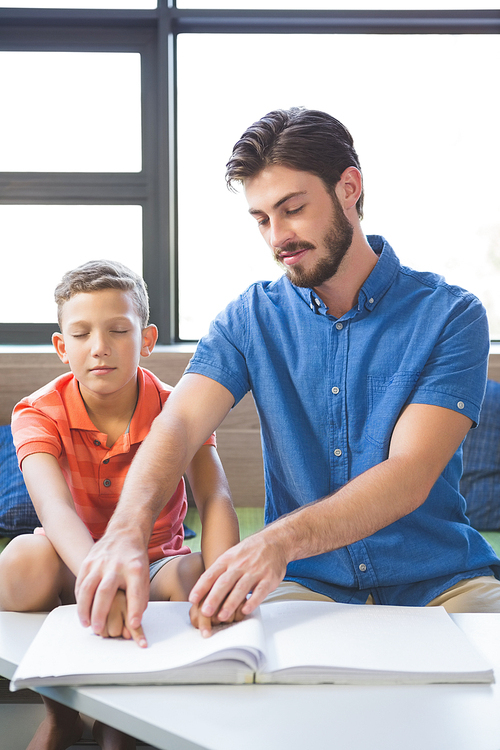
[65, 376, 99, 432]
[64, 369, 158, 450]
[129, 367, 164, 445]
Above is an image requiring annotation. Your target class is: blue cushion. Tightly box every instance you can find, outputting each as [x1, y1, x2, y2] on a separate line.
[0, 424, 40, 537]
[461, 379, 500, 531]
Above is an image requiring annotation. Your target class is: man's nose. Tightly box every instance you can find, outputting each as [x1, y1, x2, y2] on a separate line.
[269, 217, 294, 250]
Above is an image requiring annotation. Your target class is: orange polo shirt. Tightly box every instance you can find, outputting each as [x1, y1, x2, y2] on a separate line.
[11, 367, 216, 562]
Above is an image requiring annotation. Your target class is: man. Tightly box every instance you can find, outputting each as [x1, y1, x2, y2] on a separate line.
[76, 108, 500, 642]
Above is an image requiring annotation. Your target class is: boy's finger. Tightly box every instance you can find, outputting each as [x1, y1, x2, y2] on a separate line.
[198, 610, 213, 639]
[189, 601, 212, 638]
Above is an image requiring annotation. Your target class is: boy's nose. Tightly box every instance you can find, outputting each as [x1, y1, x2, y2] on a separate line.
[91, 334, 111, 357]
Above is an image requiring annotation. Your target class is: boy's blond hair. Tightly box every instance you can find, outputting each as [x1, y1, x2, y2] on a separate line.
[55, 260, 149, 330]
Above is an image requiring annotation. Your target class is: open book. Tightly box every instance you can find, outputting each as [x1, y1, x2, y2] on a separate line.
[11, 600, 494, 689]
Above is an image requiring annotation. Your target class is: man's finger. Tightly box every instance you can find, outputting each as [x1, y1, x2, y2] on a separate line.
[89, 578, 123, 635]
[124, 569, 150, 633]
[75, 570, 101, 628]
[189, 561, 227, 606]
[127, 622, 148, 648]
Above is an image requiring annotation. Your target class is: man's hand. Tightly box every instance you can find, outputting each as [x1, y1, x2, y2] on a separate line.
[75, 531, 150, 647]
[189, 530, 288, 626]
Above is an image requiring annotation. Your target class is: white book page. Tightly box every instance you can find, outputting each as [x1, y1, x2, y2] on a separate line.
[12, 602, 266, 688]
[259, 601, 493, 681]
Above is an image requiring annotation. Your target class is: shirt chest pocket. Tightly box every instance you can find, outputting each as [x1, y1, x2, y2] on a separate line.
[366, 372, 421, 450]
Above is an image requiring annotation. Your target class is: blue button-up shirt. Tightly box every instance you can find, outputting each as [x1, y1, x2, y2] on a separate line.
[187, 236, 500, 605]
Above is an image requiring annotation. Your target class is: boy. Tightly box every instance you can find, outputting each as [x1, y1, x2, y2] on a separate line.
[0, 260, 239, 750]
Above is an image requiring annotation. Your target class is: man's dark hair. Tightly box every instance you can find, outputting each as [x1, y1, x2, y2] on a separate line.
[225, 107, 364, 218]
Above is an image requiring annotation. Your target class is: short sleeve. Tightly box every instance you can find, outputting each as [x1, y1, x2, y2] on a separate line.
[185, 294, 251, 406]
[408, 292, 489, 427]
[11, 401, 63, 468]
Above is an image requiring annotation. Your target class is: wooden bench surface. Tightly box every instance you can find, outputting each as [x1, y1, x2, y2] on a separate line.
[2, 349, 500, 509]
[0, 350, 264, 508]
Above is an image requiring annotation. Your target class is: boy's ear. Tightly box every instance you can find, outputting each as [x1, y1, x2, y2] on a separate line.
[140, 324, 158, 358]
[52, 332, 69, 364]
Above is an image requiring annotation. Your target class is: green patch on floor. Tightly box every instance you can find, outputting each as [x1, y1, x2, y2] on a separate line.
[184, 507, 264, 553]
[478, 530, 500, 557]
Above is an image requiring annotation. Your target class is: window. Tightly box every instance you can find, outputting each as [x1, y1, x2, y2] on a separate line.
[1, 3, 499, 343]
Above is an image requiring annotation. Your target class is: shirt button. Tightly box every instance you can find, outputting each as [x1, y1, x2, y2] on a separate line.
[310, 303, 315, 310]
[457, 401, 465, 410]
[359, 563, 367, 572]
[314, 297, 321, 306]
[335, 322, 343, 330]
[94, 439, 101, 446]
[103, 458, 110, 464]
[368, 297, 374, 304]
[103, 479, 111, 487]
[331, 386, 340, 395]
[334, 448, 342, 457]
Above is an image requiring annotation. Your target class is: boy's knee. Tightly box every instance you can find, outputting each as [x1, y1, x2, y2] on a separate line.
[172, 552, 205, 600]
[150, 552, 205, 602]
[0, 534, 65, 611]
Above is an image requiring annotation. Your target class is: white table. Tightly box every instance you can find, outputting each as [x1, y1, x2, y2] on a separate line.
[1, 611, 500, 750]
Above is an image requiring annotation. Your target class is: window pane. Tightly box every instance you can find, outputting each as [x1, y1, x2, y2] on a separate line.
[0, 52, 141, 172]
[0, 206, 143, 324]
[177, 34, 500, 339]
[0, 1, 156, 7]
[178, 1, 499, 9]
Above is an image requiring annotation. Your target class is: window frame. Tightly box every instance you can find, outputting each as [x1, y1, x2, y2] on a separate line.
[0, 3, 499, 344]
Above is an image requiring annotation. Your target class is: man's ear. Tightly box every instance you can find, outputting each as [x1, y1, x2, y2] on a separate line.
[336, 167, 363, 212]
[140, 324, 158, 358]
[52, 332, 69, 364]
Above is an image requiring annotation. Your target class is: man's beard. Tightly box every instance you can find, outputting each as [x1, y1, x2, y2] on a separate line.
[274, 198, 354, 289]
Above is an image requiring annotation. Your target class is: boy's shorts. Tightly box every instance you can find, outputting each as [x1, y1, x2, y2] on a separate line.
[149, 555, 183, 582]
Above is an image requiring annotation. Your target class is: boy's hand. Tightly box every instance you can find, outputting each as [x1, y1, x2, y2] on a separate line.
[189, 597, 246, 638]
[99, 590, 148, 647]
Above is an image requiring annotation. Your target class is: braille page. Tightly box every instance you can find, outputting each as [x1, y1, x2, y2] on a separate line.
[257, 600, 494, 684]
[11, 602, 265, 689]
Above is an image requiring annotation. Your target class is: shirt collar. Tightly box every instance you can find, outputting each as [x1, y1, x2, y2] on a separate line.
[358, 235, 400, 313]
[290, 235, 400, 317]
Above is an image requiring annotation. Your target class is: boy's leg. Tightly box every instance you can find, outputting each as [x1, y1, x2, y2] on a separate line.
[93, 721, 136, 750]
[149, 552, 204, 601]
[26, 697, 84, 750]
[0, 535, 85, 750]
[0, 533, 76, 611]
